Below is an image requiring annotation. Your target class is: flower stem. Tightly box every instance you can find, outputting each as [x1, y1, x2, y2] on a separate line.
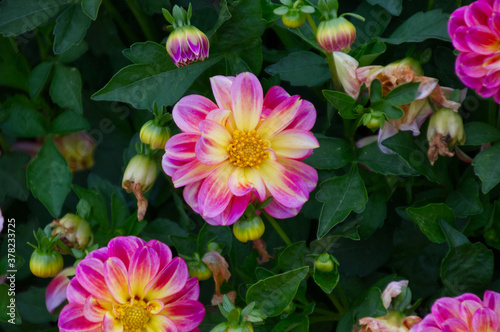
[306, 14, 318, 35]
[262, 212, 292, 246]
[427, 0, 434, 10]
[124, 0, 159, 41]
[325, 52, 342, 91]
[327, 292, 345, 314]
[102, 0, 140, 43]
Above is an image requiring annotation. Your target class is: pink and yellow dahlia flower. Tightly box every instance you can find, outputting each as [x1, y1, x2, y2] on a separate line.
[449, 0, 500, 103]
[162, 72, 319, 226]
[58, 236, 205, 332]
[410, 290, 500, 332]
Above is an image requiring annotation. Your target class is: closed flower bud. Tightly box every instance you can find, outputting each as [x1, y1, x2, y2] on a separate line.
[427, 108, 466, 165]
[188, 259, 213, 281]
[316, 16, 356, 52]
[53, 132, 95, 173]
[30, 249, 64, 278]
[49, 213, 93, 252]
[282, 10, 306, 28]
[166, 25, 209, 67]
[363, 111, 385, 130]
[232, 215, 265, 243]
[122, 154, 158, 193]
[140, 120, 172, 150]
[315, 253, 336, 272]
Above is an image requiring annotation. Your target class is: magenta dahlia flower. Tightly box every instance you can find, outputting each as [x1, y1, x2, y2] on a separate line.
[410, 290, 500, 332]
[449, 0, 500, 103]
[58, 236, 205, 332]
[162, 72, 319, 226]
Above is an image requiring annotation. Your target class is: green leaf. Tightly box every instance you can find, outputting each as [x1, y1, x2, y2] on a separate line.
[379, 9, 451, 44]
[278, 242, 306, 272]
[16, 287, 52, 323]
[356, 193, 388, 238]
[124, 41, 173, 65]
[357, 141, 417, 176]
[0, 152, 30, 201]
[27, 138, 72, 217]
[406, 203, 456, 243]
[384, 82, 420, 106]
[57, 41, 89, 63]
[92, 56, 222, 110]
[273, 314, 309, 332]
[198, 223, 232, 256]
[246, 267, 309, 317]
[323, 90, 357, 119]
[304, 137, 353, 170]
[355, 287, 388, 319]
[141, 218, 188, 247]
[53, 4, 92, 54]
[266, 51, 330, 87]
[28, 62, 53, 99]
[0, 36, 30, 91]
[465, 122, 500, 146]
[372, 100, 404, 119]
[473, 143, 500, 194]
[51, 110, 91, 134]
[313, 261, 339, 294]
[445, 178, 483, 218]
[72, 185, 109, 230]
[49, 64, 83, 113]
[0, 103, 47, 137]
[366, 0, 402, 16]
[0, 283, 21, 324]
[354, 41, 387, 66]
[170, 234, 198, 257]
[81, 0, 102, 20]
[316, 165, 368, 238]
[0, 0, 73, 36]
[370, 79, 383, 103]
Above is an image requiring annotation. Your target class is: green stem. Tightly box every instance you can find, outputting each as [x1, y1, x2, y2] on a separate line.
[309, 314, 341, 324]
[262, 212, 292, 246]
[325, 52, 342, 91]
[337, 284, 349, 309]
[313, 307, 337, 316]
[102, 0, 140, 43]
[427, 0, 435, 10]
[0, 132, 9, 153]
[124, 0, 159, 41]
[327, 293, 345, 314]
[56, 239, 76, 258]
[306, 14, 318, 35]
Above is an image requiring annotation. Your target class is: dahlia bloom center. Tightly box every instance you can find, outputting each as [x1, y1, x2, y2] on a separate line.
[119, 300, 150, 331]
[228, 130, 269, 168]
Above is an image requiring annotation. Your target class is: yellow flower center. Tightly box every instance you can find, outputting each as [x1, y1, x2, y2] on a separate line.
[228, 130, 268, 169]
[121, 301, 150, 332]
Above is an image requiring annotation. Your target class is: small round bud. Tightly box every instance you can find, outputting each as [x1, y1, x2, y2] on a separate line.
[187, 260, 213, 281]
[166, 25, 209, 67]
[282, 10, 306, 28]
[140, 120, 172, 150]
[30, 249, 64, 278]
[122, 154, 158, 193]
[233, 215, 265, 243]
[50, 213, 93, 252]
[427, 108, 466, 165]
[315, 253, 336, 273]
[316, 17, 356, 53]
[363, 111, 385, 130]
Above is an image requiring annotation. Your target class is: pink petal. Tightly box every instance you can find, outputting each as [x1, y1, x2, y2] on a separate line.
[205, 108, 232, 127]
[128, 247, 160, 299]
[59, 303, 101, 332]
[484, 53, 500, 71]
[210, 75, 234, 110]
[259, 158, 308, 208]
[264, 199, 299, 219]
[460, 299, 484, 327]
[183, 180, 203, 214]
[484, 70, 500, 88]
[263, 86, 290, 112]
[442, 318, 471, 332]
[286, 99, 317, 131]
[204, 194, 251, 226]
[172, 159, 217, 188]
[472, 308, 499, 332]
[107, 236, 145, 269]
[103, 311, 123, 332]
[83, 296, 108, 323]
[75, 258, 115, 303]
[103, 257, 129, 304]
[146, 314, 178, 332]
[484, 291, 500, 318]
[457, 293, 483, 303]
[466, 25, 500, 55]
[66, 277, 90, 306]
[163, 133, 199, 173]
[164, 278, 200, 303]
[199, 119, 232, 146]
[145, 257, 189, 301]
[431, 297, 462, 326]
[195, 136, 229, 165]
[228, 167, 266, 200]
[449, 7, 468, 37]
[173, 95, 218, 133]
[270, 129, 319, 159]
[257, 95, 302, 139]
[278, 158, 318, 193]
[162, 300, 206, 331]
[489, 13, 500, 39]
[46, 267, 75, 313]
[231, 72, 263, 132]
[146, 240, 173, 269]
[197, 162, 234, 218]
[457, 52, 489, 78]
[86, 247, 109, 262]
[464, 1, 493, 27]
[452, 26, 472, 52]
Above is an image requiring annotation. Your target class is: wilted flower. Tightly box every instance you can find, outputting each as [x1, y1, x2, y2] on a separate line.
[202, 250, 231, 304]
[316, 16, 356, 52]
[427, 108, 466, 165]
[50, 213, 93, 252]
[410, 290, 500, 332]
[58, 236, 205, 332]
[333, 51, 361, 98]
[53, 132, 95, 173]
[46, 267, 75, 313]
[449, 0, 500, 103]
[162, 72, 319, 226]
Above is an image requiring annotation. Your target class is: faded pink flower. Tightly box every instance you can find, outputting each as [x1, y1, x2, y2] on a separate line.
[410, 291, 500, 332]
[58, 236, 205, 332]
[449, 0, 500, 103]
[162, 72, 319, 226]
[46, 267, 75, 313]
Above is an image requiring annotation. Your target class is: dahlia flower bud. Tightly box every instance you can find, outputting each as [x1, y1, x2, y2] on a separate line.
[363, 110, 385, 130]
[139, 120, 172, 150]
[427, 108, 466, 165]
[316, 16, 356, 52]
[232, 215, 265, 243]
[122, 154, 158, 193]
[49, 213, 93, 252]
[30, 249, 64, 278]
[187, 253, 212, 281]
[314, 253, 336, 273]
[282, 10, 306, 28]
[53, 131, 95, 172]
[166, 25, 209, 67]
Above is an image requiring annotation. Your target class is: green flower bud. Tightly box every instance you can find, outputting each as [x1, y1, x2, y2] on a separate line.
[427, 108, 466, 165]
[122, 154, 158, 193]
[50, 213, 93, 252]
[188, 259, 213, 281]
[140, 120, 172, 150]
[362, 110, 385, 130]
[315, 253, 336, 273]
[282, 9, 306, 28]
[30, 249, 64, 278]
[233, 215, 265, 243]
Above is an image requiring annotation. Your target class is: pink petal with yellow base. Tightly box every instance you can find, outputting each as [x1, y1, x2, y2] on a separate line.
[457, 52, 489, 78]
[270, 129, 319, 159]
[164, 133, 198, 164]
[484, 290, 500, 317]
[278, 158, 318, 193]
[231, 72, 263, 132]
[103, 257, 129, 303]
[59, 304, 102, 332]
[172, 159, 217, 188]
[83, 296, 108, 323]
[228, 167, 266, 200]
[66, 278, 90, 306]
[210, 75, 234, 110]
[146, 314, 178, 332]
[204, 194, 250, 226]
[287, 100, 317, 131]
[197, 162, 234, 218]
[108, 236, 145, 268]
[257, 95, 301, 139]
[76, 258, 115, 303]
[86, 247, 109, 262]
[441, 318, 471, 332]
[431, 297, 462, 325]
[195, 136, 229, 165]
[145, 257, 188, 301]
[466, 25, 500, 55]
[128, 247, 160, 299]
[173, 95, 217, 133]
[103, 311, 123, 332]
[199, 119, 232, 146]
[146, 240, 173, 269]
[472, 308, 499, 332]
[164, 277, 200, 303]
[264, 199, 299, 219]
[46, 267, 75, 313]
[183, 181, 202, 214]
[162, 300, 206, 331]
[465, 1, 492, 26]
